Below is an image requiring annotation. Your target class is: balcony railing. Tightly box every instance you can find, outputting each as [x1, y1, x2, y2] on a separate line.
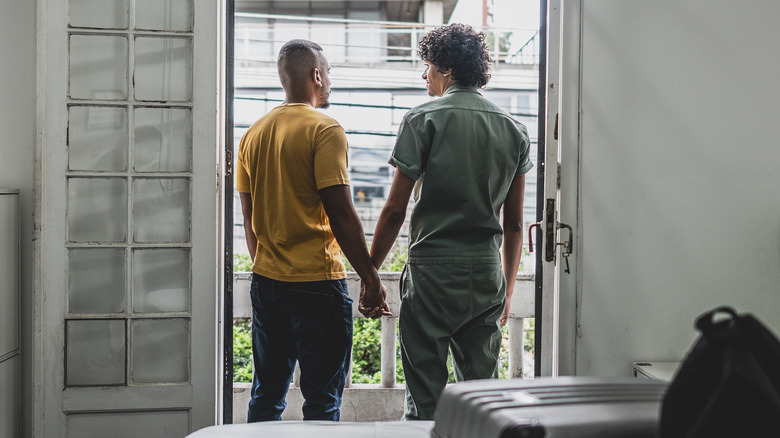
[232, 271, 534, 422]
[235, 12, 540, 68]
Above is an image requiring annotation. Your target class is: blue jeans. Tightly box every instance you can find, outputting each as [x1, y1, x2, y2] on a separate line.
[246, 273, 353, 422]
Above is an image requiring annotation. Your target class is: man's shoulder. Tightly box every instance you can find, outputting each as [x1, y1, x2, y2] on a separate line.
[293, 107, 345, 136]
[253, 105, 342, 128]
[403, 98, 458, 129]
[405, 92, 522, 127]
[405, 98, 439, 118]
[312, 111, 344, 131]
[451, 91, 515, 117]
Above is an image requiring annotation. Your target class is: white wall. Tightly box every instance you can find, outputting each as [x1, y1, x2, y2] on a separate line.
[0, 0, 36, 435]
[559, 0, 780, 376]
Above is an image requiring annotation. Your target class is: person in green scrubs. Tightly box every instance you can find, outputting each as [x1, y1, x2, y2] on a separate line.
[368, 23, 533, 420]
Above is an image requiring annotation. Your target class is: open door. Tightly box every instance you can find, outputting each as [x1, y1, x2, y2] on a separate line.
[534, 0, 571, 377]
[34, 1, 223, 435]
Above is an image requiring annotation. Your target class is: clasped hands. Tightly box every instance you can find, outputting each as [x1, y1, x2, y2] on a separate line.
[358, 279, 392, 319]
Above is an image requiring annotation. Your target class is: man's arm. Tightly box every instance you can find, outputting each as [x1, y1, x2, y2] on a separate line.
[239, 191, 258, 262]
[319, 184, 389, 318]
[370, 169, 416, 269]
[500, 175, 526, 327]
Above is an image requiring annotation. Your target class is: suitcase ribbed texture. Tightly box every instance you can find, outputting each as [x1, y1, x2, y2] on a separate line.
[432, 377, 666, 438]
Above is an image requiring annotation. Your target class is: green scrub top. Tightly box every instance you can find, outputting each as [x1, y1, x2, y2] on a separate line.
[390, 84, 533, 258]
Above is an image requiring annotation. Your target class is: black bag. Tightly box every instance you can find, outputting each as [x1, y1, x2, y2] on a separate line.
[659, 306, 780, 437]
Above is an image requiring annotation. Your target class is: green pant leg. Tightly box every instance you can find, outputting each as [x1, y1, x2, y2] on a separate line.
[449, 262, 506, 382]
[399, 262, 471, 420]
[399, 325, 449, 421]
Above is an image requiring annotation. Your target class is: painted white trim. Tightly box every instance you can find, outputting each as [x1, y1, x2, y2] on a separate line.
[215, 0, 229, 426]
[32, 0, 47, 433]
[556, 0, 584, 377]
[190, 0, 222, 430]
[36, 0, 70, 435]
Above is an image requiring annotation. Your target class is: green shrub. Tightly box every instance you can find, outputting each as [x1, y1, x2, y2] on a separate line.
[351, 318, 382, 384]
[524, 318, 535, 355]
[341, 246, 408, 273]
[234, 253, 253, 272]
[233, 318, 253, 383]
[380, 247, 407, 272]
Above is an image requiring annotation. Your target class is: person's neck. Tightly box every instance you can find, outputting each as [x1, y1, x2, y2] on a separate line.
[442, 80, 459, 94]
[283, 91, 317, 108]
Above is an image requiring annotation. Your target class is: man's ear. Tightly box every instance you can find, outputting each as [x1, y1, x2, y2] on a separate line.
[313, 68, 323, 87]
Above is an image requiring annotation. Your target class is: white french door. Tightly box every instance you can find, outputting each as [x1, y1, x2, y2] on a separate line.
[536, 0, 570, 377]
[35, 0, 222, 436]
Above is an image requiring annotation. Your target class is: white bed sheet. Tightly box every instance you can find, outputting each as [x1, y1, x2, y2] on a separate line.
[187, 421, 434, 438]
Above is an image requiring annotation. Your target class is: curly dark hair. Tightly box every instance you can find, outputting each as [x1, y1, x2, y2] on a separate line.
[418, 23, 491, 88]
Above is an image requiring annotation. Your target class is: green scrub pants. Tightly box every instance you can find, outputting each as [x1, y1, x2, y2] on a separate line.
[399, 256, 506, 421]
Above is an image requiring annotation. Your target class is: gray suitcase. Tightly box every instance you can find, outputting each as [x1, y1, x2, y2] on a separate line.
[432, 377, 667, 438]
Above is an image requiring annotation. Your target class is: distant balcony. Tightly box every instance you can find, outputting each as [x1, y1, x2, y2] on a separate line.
[236, 13, 540, 66]
[231, 271, 534, 422]
[234, 13, 540, 90]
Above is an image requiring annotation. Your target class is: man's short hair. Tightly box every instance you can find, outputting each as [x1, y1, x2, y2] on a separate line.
[418, 23, 491, 88]
[277, 39, 324, 88]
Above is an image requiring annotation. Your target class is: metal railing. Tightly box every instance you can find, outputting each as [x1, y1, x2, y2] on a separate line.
[235, 12, 540, 68]
[232, 271, 534, 421]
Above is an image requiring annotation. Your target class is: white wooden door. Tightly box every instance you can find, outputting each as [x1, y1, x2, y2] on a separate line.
[536, 0, 569, 377]
[35, 1, 222, 436]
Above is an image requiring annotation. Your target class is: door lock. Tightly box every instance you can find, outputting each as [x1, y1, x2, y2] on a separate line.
[527, 202, 573, 274]
[557, 222, 573, 274]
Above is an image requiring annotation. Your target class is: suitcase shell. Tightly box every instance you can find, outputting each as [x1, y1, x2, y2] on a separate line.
[432, 377, 667, 438]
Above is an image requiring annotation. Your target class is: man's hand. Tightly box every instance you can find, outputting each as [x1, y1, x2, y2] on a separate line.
[500, 299, 510, 327]
[359, 279, 392, 319]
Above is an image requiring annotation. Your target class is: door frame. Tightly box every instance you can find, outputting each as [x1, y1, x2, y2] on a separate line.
[222, 0, 235, 425]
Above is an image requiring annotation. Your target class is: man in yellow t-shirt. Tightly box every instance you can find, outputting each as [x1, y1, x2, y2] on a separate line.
[236, 39, 389, 422]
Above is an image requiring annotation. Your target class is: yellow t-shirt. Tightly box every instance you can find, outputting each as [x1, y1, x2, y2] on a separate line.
[236, 104, 349, 281]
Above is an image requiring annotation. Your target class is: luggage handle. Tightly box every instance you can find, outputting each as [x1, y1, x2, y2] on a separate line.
[695, 306, 738, 333]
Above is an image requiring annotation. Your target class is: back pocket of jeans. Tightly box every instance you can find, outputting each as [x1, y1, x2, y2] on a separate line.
[288, 288, 333, 337]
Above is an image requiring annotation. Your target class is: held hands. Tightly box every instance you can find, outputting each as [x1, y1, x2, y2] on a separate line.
[358, 278, 392, 319]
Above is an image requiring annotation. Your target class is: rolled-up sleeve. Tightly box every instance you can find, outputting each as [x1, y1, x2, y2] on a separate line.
[389, 117, 427, 181]
[514, 126, 534, 177]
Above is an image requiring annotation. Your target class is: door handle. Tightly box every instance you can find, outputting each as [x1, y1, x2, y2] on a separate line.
[528, 216, 574, 274]
[528, 222, 542, 253]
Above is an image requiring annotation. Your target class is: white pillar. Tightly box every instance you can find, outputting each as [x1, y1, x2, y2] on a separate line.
[423, 0, 444, 26]
[380, 317, 397, 388]
[345, 349, 353, 388]
[508, 317, 525, 378]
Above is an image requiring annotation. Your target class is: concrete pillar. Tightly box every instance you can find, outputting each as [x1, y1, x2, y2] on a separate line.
[345, 349, 353, 388]
[508, 317, 525, 378]
[380, 317, 397, 388]
[423, 0, 444, 26]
